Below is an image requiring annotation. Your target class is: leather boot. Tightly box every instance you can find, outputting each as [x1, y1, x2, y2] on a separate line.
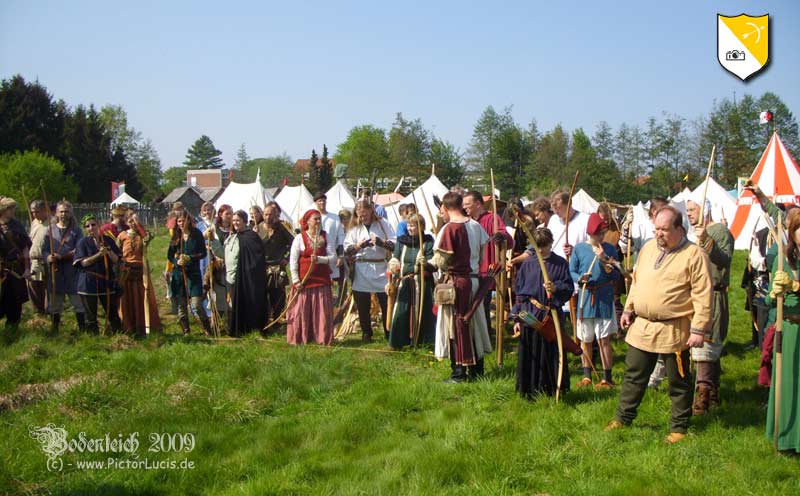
[447, 365, 467, 383]
[180, 318, 191, 336]
[50, 313, 61, 335]
[692, 385, 710, 416]
[468, 358, 485, 381]
[200, 316, 212, 337]
[708, 360, 721, 409]
[76, 313, 86, 333]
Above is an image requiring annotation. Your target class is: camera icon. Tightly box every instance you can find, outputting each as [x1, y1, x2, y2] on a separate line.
[726, 50, 745, 61]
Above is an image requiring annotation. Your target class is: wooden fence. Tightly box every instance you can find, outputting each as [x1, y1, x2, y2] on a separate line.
[71, 202, 172, 229]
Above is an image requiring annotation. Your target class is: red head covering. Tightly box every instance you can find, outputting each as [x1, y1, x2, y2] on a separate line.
[586, 212, 608, 235]
[300, 208, 322, 232]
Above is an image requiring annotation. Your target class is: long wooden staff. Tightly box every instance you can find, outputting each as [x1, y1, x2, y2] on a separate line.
[263, 225, 318, 331]
[98, 233, 111, 336]
[40, 184, 57, 308]
[623, 206, 633, 295]
[510, 205, 567, 402]
[411, 191, 425, 347]
[565, 170, 581, 342]
[419, 188, 439, 236]
[699, 145, 717, 228]
[774, 211, 784, 450]
[205, 220, 221, 338]
[142, 228, 153, 335]
[490, 169, 506, 368]
[20, 186, 32, 224]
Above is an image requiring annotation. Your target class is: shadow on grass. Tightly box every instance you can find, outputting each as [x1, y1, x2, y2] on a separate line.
[60, 484, 165, 496]
[723, 338, 762, 360]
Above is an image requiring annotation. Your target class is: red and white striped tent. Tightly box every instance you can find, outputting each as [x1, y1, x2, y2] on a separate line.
[729, 132, 800, 249]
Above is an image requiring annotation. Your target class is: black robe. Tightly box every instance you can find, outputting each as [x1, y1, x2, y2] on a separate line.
[1, 219, 32, 309]
[512, 252, 573, 398]
[228, 230, 269, 336]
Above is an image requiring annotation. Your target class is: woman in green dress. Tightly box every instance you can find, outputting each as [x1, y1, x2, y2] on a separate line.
[167, 210, 212, 336]
[765, 213, 800, 453]
[387, 213, 435, 349]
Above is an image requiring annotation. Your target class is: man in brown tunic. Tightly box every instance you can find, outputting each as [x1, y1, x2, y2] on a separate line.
[606, 206, 712, 443]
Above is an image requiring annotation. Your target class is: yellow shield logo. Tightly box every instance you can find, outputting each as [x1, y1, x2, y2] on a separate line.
[718, 13, 769, 81]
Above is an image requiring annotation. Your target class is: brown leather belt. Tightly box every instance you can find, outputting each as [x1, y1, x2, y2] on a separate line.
[528, 297, 550, 312]
[785, 314, 800, 325]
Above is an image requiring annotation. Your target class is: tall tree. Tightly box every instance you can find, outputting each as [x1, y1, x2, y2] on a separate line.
[430, 138, 465, 188]
[62, 105, 113, 202]
[388, 113, 431, 183]
[134, 139, 164, 201]
[99, 104, 142, 158]
[315, 144, 334, 193]
[592, 121, 615, 164]
[530, 124, 570, 193]
[571, 128, 626, 201]
[108, 147, 144, 200]
[233, 143, 250, 171]
[467, 106, 528, 196]
[0, 75, 65, 160]
[183, 135, 224, 169]
[333, 125, 390, 179]
[307, 148, 319, 189]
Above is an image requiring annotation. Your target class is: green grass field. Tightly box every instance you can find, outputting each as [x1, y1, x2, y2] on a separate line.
[1, 236, 799, 495]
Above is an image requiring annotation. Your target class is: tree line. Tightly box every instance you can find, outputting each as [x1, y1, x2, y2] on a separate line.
[2, 72, 797, 207]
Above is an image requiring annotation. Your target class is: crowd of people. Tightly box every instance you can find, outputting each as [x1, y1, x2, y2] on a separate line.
[0, 179, 798, 452]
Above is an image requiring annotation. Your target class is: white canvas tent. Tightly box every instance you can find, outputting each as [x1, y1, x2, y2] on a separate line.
[670, 188, 692, 203]
[214, 173, 290, 223]
[111, 192, 140, 206]
[325, 179, 355, 214]
[275, 184, 315, 229]
[571, 188, 599, 214]
[690, 177, 737, 225]
[393, 174, 449, 233]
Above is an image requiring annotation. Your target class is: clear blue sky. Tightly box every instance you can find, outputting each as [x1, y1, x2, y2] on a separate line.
[1, 1, 798, 172]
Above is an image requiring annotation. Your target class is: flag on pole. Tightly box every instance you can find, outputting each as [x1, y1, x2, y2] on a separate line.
[111, 181, 125, 201]
[760, 110, 774, 124]
[683, 173, 689, 182]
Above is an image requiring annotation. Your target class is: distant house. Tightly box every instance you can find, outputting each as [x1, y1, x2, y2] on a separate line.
[294, 158, 336, 179]
[161, 186, 205, 216]
[186, 169, 232, 189]
[198, 187, 224, 204]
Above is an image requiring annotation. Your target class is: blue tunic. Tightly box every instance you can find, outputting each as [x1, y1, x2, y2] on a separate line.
[73, 235, 121, 295]
[43, 224, 83, 294]
[568, 242, 619, 320]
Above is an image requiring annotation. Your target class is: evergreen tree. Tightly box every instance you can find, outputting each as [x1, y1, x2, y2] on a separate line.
[316, 144, 334, 192]
[134, 139, 164, 201]
[306, 148, 319, 191]
[233, 143, 250, 170]
[0, 74, 65, 160]
[109, 146, 144, 200]
[183, 135, 224, 169]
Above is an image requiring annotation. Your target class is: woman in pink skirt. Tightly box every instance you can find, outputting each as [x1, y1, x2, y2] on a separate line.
[287, 209, 335, 345]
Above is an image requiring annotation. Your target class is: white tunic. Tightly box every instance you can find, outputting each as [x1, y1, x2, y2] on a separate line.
[320, 211, 344, 278]
[547, 210, 589, 260]
[343, 219, 396, 293]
